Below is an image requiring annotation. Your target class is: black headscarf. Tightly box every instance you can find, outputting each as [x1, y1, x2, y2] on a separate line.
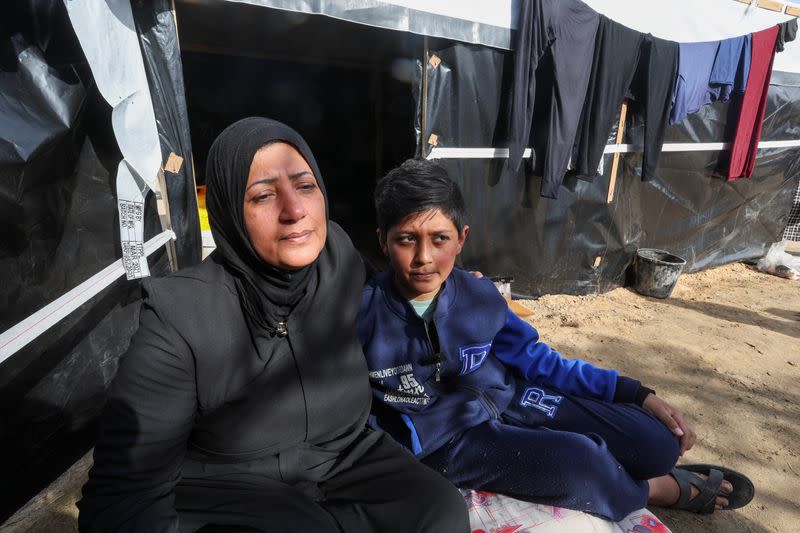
[206, 117, 328, 335]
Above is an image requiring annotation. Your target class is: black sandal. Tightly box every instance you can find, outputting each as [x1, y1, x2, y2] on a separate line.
[668, 464, 755, 514]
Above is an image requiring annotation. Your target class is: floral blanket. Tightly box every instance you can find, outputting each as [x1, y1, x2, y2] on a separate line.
[463, 490, 672, 533]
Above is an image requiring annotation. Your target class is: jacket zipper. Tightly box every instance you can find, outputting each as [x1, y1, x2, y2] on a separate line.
[457, 384, 500, 419]
[418, 316, 498, 418]
[275, 320, 309, 442]
[422, 320, 443, 382]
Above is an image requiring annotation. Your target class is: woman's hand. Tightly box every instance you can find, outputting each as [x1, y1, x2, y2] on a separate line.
[642, 393, 696, 456]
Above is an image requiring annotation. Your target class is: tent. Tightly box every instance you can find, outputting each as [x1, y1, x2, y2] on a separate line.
[1, 0, 799, 521]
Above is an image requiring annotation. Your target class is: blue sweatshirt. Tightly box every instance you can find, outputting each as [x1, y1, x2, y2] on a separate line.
[357, 269, 641, 457]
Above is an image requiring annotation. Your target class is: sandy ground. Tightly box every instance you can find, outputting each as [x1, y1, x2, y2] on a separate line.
[517, 262, 800, 533]
[2, 262, 798, 533]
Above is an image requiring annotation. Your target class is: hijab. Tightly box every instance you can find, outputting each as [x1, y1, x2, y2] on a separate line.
[205, 117, 329, 336]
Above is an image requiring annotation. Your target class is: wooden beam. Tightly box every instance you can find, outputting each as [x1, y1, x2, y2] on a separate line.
[155, 168, 179, 272]
[420, 36, 430, 158]
[757, 0, 785, 12]
[735, 0, 794, 14]
[607, 100, 628, 204]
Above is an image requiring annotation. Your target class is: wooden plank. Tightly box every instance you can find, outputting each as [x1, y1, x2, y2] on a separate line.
[787, 5, 800, 16]
[155, 169, 179, 272]
[757, 0, 785, 12]
[607, 100, 628, 204]
[420, 36, 430, 157]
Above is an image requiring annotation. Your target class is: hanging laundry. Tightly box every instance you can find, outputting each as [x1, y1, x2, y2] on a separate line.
[727, 25, 779, 181]
[571, 16, 643, 182]
[669, 41, 720, 125]
[629, 35, 680, 181]
[572, 17, 678, 184]
[506, 0, 599, 198]
[776, 18, 798, 53]
[709, 35, 751, 103]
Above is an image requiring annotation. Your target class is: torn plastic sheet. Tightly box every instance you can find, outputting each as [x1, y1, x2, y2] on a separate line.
[417, 43, 800, 297]
[0, 35, 85, 163]
[0, 2, 175, 520]
[64, 0, 165, 279]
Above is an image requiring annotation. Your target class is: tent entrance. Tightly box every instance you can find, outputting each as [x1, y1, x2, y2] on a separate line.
[175, 0, 424, 265]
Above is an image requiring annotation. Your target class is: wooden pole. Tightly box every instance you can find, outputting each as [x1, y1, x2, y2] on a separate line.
[607, 99, 628, 204]
[420, 36, 429, 158]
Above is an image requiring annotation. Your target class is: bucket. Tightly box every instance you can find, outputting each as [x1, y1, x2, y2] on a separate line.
[633, 248, 687, 299]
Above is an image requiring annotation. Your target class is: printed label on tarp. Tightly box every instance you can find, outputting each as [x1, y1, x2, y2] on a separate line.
[117, 160, 150, 280]
[119, 199, 143, 231]
[121, 241, 147, 279]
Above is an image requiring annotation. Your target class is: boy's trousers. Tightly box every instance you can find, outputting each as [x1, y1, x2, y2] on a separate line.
[421, 384, 681, 522]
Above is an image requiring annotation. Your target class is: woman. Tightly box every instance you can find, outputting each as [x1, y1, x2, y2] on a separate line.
[78, 118, 469, 532]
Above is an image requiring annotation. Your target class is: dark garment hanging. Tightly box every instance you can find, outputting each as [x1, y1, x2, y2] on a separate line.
[709, 35, 751, 102]
[570, 16, 643, 182]
[777, 18, 798, 52]
[670, 41, 720, 125]
[628, 35, 680, 181]
[506, 0, 599, 198]
[728, 25, 780, 181]
[572, 19, 678, 183]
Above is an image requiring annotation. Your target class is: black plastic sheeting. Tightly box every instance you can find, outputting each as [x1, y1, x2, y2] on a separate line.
[0, 3, 170, 521]
[132, 0, 201, 268]
[418, 43, 800, 298]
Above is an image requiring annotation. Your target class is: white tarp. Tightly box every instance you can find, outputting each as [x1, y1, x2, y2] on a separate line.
[220, 0, 515, 50]
[224, 0, 800, 73]
[63, 0, 164, 279]
[581, 0, 800, 74]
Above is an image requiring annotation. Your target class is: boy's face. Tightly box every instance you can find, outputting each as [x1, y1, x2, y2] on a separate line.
[379, 209, 468, 301]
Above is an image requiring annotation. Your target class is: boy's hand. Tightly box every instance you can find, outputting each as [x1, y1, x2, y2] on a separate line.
[642, 393, 696, 456]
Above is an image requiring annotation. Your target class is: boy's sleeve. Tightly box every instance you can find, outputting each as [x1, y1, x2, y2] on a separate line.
[493, 309, 642, 403]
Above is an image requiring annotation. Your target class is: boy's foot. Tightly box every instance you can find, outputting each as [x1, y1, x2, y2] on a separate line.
[649, 464, 754, 514]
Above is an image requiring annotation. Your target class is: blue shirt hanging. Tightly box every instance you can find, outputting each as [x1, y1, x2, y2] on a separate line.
[709, 34, 751, 103]
[670, 40, 720, 125]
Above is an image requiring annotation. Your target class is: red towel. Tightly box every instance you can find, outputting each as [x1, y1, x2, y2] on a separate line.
[727, 25, 779, 181]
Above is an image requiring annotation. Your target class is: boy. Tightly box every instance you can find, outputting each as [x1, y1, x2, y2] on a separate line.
[357, 159, 752, 521]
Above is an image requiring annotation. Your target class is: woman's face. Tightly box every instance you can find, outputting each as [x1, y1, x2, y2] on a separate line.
[243, 142, 327, 270]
